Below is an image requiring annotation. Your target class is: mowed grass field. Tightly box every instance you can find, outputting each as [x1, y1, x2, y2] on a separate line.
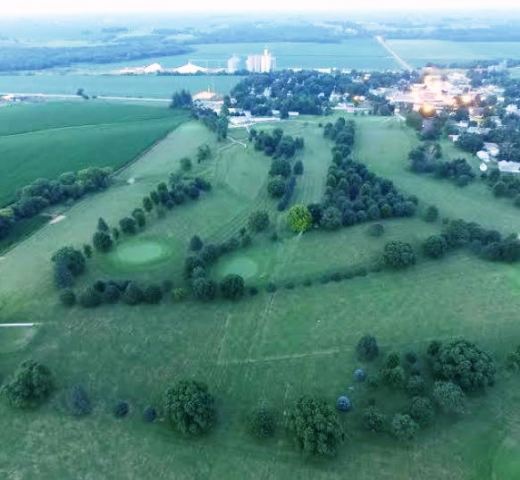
[387, 39, 520, 67]
[0, 114, 520, 479]
[0, 102, 188, 205]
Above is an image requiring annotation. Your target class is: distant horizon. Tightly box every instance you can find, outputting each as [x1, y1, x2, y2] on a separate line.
[3, 0, 520, 17]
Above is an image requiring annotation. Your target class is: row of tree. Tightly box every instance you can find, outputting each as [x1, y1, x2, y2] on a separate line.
[0, 167, 112, 240]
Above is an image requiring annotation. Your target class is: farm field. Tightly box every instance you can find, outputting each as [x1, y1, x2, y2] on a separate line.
[0, 102, 189, 205]
[0, 113, 519, 480]
[387, 39, 520, 67]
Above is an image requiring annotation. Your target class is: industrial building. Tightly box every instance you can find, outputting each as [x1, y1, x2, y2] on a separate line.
[246, 49, 276, 73]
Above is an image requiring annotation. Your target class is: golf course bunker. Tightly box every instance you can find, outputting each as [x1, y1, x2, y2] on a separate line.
[109, 238, 174, 270]
[217, 256, 259, 280]
[493, 436, 520, 479]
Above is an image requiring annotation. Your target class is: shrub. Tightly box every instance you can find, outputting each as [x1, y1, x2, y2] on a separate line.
[390, 413, 419, 441]
[287, 396, 344, 457]
[78, 287, 102, 308]
[114, 401, 130, 418]
[189, 235, 203, 251]
[362, 406, 386, 432]
[381, 366, 406, 389]
[143, 405, 157, 423]
[356, 335, 379, 361]
[422, 235, 448, 259]
[248, 211, 270, 232]
[103, 283, 121, 303]
[367, 223, 384, 237]
[220, 274, 245, 300]
[409, 396, 435, 426]
[192, 278, 217, 301]
[383, 241, 416, 269]
[1, 360, 54, 409]
[267, 177, 286, 198]
[59, 289, 76, 307]
[163, 380, 216, 435]
[293, 160, 304, 175]
[66, 385, 92, 416]
[423, 205, 439, 222]
[406, 375, 426, 397]
[180, 157, 192, 171]
[248, 406, 277, 438]
[119, 217, 137, 235]
[432, 381, 466, 414]
[122, 282, 144, 305]
[143, 284, 163, 304]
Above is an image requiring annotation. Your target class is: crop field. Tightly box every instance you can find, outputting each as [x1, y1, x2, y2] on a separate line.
[0, 112, 519, 479]
[0, 102, 189, 205]
[387, 39, 520, 67]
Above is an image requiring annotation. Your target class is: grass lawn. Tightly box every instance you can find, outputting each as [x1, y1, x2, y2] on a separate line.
[0, 102, 189, 205]
[0, 114, 519, 479]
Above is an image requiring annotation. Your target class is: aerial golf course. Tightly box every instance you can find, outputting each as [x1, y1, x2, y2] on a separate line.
[0, 101, 519, 480]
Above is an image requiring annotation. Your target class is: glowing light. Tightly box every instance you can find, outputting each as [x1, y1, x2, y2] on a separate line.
[460, 94, 472, 105]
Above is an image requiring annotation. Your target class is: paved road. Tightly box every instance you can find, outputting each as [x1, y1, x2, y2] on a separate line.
[375, 36, 414, 71]
[4, 93, 171, 103]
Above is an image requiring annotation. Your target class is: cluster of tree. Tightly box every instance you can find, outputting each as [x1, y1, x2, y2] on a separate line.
[191, 105, 228, 141]
[230, 70, 418, 117]
[0, 167, 112, 241]
[440, 218, 520, 263]
[63, 279, 172, 308]
[408, 143, 475, 187]
[312, 118, 416, 231]
[52, 246, 87, 289]
[250, 128, 304, 210]
[170, 89, 193, 109]
[483, 169, 520, 205]
[456, 133, 485, 154]
[356, 335, 497, 442]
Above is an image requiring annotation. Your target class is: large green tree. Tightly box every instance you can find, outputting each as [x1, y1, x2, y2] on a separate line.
[287, 204, 312, 233]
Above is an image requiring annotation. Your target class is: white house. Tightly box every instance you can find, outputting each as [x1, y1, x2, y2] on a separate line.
[498, 161, 520, 174]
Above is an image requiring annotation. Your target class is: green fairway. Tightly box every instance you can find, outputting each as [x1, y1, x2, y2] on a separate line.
[1, 112, 520, 479]
[0, 102, 188, 205]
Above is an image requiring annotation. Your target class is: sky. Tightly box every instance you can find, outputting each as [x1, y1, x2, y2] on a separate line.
[3, 0, 520, 15]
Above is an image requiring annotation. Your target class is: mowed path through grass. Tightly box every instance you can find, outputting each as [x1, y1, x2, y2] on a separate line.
[1, 116, 520, 479]
[0, 101, 188, 205]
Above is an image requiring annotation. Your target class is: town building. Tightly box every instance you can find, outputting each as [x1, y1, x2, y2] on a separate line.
[227, 55, 241, 74]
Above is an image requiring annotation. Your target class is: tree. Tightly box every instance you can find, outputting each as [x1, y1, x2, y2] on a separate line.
[189, 235, 203, 251]
[367, 223, 384, 237]
[406, 375, 426, 396]
[220, 274, 245, 300]
[66, 385, 92, 416]
[163, 380, 216, 435]
[287, 396, 344, 457]
[383, 241, 416, 269]
[180, 157, 192, 172]
[432, 381, 466, 414]
[192, 278, 217, 301]
[356, 335, 379, 361]
[390, 413, 419, 441]
[122, 282, 144, 305]
[170, 89, 192, 109]
[293, 160, 304, 175]
[142, 196, 153, 213]
[362, 406, 386, 432]
[248, 210, 270, 233]
[83, 244, 93, 258]
[97, 217, 109, 232]
[422, 235, 448, 259]
[51, 246, 86, 278]
[287, 204, 312, 233]
[114, 401, 130, 418]
[409, 396, 435, 426]
[132, 209, 146, 228]
[267, 177, 286, 198]
[92, 231, 113, 253]
[381, 366, 406, 389]
[119, 217, 137, 235]
[423, 205, 439, 222]
[430, 340, 495, 391]
[406, 111, 423, 131]
[59, 289, 76, 307]
[1, 360, 54, 408]
[248, 406, 277, 438]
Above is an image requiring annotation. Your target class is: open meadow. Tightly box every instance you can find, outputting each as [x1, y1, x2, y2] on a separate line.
[0, 110, 519, 479]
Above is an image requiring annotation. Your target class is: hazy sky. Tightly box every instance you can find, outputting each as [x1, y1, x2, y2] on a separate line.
[3, 0, 519, 15]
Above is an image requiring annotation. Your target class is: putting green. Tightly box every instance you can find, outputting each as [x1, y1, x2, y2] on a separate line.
[216, 256, 259, 280]
[493, 436, 520, 480]
[106, 237, 176, 271]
